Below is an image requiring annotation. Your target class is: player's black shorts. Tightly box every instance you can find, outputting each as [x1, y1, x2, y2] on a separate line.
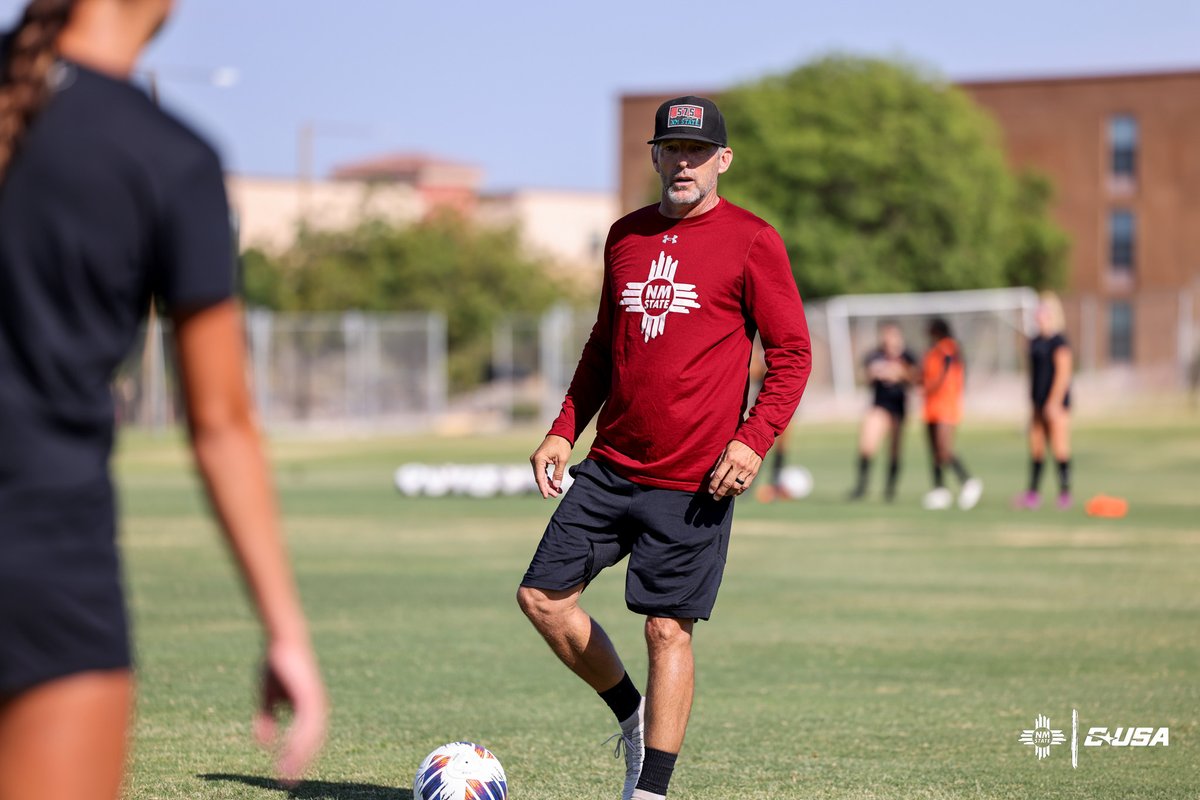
[872, 395, 907, 419]
[1032, 392, 1071, 412]
[0, 479, 131, 697]
[520, 458, 733, 621]
[871, 384, 908, 420]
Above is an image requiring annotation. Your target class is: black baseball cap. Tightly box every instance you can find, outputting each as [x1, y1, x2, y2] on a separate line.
[647, 95, 727, 147]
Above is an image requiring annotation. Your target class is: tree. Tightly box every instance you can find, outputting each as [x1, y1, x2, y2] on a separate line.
[242, 213, 577, 390]
[1003, 171, 1070, 290]
[717, 55, 1068, 297]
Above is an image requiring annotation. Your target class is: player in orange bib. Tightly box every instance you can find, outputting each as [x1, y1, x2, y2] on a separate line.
[921, 319, 982, 510]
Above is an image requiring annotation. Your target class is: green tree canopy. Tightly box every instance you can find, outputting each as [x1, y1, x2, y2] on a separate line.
[717, 55, 1068, 297]
[242, 213, 577, 390]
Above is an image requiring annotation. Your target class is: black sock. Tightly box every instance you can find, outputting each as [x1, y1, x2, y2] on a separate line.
[1057, 459, 1071, 493]
[597, 672, 641, 724]
[1029, 459, 1044, 493]
[949, 457, 970, 484]
[932, 463, 944, 488]
[635, 748, 678, 796]
[885, 459, 900, 499]
[770, 449, 784, 485]
[852, 454, 870, 494]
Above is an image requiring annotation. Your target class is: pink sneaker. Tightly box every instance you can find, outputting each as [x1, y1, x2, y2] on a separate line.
[1057, 492, 1073, 510]
[1013, 491, 1041, 510]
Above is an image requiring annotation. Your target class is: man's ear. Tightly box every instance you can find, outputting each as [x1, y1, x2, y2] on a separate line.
[650, 144, 662, 175]
[717, 146, 733, 175]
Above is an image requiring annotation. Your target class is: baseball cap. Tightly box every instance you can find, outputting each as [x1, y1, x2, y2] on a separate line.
[647, 95, 727, 147]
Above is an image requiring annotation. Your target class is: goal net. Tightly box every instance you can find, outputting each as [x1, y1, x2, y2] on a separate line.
[818, 287, 1039, 416]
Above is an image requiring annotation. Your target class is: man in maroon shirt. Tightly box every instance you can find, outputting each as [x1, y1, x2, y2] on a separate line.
[516, 96, 811, 800]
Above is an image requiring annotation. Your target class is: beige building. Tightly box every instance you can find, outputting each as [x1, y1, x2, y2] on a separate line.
[228, 153, 619, 282]
[226, 174, 423, 253]
[477, 188, 617, 278]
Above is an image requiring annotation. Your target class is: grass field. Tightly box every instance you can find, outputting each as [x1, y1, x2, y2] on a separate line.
[113, 416, 1200, 799]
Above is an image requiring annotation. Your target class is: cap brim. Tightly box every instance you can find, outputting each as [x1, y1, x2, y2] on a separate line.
[648, 132, 727, 146]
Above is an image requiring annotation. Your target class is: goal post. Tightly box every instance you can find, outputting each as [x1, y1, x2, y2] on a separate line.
[824, 287, 1040, 403]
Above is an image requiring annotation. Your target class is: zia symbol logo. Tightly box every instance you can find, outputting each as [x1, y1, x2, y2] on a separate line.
[620, 250, 701, 341]
[1019, 714, 1067, 760]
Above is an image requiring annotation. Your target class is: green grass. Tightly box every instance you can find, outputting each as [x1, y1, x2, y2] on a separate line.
[113, 416, 1200, 799]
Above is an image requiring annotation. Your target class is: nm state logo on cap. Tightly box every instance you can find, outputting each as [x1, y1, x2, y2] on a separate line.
[667, 104, 704, 129]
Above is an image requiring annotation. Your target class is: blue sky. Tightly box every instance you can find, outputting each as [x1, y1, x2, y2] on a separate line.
[2, 0, 1197, 191]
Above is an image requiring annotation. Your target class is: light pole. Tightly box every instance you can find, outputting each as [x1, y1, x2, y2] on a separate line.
[140, 64, 239, 104]
[296, 120, 372, 222]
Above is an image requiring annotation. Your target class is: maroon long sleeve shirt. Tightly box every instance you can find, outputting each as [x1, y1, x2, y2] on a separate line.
[548, 198, 812, 491]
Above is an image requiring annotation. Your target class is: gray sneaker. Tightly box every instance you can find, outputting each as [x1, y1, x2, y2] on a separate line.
[604, 697, 644, 800]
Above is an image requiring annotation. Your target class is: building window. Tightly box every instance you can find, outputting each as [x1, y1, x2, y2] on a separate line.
[1109, 300, 1134, 363]
[1109, 115, 1137, 180]
[1109, 209, 1135, 273]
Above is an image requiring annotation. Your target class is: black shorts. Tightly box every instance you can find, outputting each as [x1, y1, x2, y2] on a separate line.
[520, 458, 733, 621]
[872, 397, 906, 419]
[0, 479, 131, 697]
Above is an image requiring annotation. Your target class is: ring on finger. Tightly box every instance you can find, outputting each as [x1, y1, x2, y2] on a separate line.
[734, 477, 746, 485]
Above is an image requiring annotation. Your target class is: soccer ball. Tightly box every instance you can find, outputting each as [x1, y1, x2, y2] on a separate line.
[414, 741, 508, 800]
[778, 465, 814, 499]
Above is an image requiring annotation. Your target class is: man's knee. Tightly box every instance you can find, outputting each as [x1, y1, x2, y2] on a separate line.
[644, 616, 693, 652]
[516, 584, 579, 627]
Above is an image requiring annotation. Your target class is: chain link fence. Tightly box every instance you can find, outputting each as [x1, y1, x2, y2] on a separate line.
[116, 310, 446, 432]
[115, 286, 1200, 433]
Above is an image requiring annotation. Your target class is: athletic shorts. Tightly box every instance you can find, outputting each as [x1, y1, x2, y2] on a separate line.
[520, 458, 733, 621]
[0, 479, 131, 697]
[872, 395, 907, 420]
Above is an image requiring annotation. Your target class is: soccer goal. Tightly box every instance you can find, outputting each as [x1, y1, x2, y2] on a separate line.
[822, 287, 1040, 403]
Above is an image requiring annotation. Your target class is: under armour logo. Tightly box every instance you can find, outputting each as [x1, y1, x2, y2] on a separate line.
[662, 235, 678, 244]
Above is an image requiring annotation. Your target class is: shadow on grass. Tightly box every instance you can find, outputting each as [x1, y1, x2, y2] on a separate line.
[199, 773, 412, 799]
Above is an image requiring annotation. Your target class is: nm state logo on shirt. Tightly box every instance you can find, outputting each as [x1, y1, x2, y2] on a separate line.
[620, 251, 700, 341]
[667, 104, 704, 129]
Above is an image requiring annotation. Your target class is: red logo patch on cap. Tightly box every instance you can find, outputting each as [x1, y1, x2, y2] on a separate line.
[667, 104, 704, 129]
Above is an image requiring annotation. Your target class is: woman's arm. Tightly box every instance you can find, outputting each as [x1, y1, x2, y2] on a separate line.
[173, 299, 327, 783]
[1047, 344, 1073, 409]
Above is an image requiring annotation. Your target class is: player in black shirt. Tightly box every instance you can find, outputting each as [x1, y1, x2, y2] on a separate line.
[1015, 292, 1073, 509]
[0, 2, 325, 797]
[849, 321, 919, 501]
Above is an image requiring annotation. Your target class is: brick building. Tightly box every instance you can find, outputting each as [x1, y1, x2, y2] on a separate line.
[619, 70, 1200, 381]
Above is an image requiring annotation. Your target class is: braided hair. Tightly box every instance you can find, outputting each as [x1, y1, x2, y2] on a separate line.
[0, 0, 77, 182]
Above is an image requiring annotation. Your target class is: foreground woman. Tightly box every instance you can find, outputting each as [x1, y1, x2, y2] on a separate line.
[0, 2, 326, 798]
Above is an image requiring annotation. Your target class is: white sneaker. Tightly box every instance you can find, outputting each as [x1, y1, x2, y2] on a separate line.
[606, 698, 644, 800]
[922, 487, 953, 510]
[958, 478, 983, 510]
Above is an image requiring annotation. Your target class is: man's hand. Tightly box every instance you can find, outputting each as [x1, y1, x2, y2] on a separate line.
[708, 439, 763, 500]
[530, 434, 573, 499]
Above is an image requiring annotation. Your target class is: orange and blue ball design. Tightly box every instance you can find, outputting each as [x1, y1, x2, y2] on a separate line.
[414, 741, 508, 800]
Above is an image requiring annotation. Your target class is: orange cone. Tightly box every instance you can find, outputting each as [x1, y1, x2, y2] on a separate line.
[1085, 494, 1129, 518]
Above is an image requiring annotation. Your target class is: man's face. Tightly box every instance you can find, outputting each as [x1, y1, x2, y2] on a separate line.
[652, 139, 732, 207]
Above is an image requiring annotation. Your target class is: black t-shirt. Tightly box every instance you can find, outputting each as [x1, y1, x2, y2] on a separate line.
[864, 347, 917, 411]
[0, 53, 234, 512]
[1030, 333, 1070, 407]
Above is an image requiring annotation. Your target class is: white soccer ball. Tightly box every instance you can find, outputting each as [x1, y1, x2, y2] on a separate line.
[414, 741, 508, 800]
[778, 465, 814, 499]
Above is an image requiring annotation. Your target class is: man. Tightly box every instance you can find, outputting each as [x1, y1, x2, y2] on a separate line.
[516, 96, 811, 800]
